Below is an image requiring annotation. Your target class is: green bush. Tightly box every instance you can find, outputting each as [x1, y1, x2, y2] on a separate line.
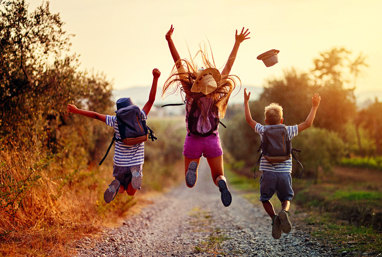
[293, 127, 346, 179]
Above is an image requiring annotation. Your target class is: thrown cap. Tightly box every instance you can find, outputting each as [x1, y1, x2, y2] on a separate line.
[191, 68, 221, 95]
[116, 97, 133, 110]
[257, 49, 280, 67]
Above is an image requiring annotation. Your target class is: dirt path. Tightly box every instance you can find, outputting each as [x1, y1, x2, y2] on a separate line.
[75, 159, 334, 256]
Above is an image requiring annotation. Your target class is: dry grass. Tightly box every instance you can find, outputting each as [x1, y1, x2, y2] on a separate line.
[0, 116, 186, 256]
[0, 144, 184, 256]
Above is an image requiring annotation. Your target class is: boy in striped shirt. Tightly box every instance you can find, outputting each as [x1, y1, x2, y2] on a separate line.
[243, 88, 321, 239]
[67, 68, 160, 203]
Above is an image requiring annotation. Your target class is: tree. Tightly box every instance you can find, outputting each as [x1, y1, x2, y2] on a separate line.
[311, 47, 366, 134]
[260, 69, 314, 125]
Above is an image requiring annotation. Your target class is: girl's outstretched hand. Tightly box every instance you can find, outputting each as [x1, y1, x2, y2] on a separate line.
[67, 104, 78, 114]
[166, 25, 174, 41]
[235, 27, 251, 44]
[244, 88, 251, 103]
[152, 68, 161, 78]
[312, 93, 321, 107]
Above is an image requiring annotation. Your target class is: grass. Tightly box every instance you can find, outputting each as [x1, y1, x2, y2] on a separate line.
[304, 212, 382, 255]
[331, 190, 382, 201]
[194, 228, 230, 256]
[340, 156, 382, 171]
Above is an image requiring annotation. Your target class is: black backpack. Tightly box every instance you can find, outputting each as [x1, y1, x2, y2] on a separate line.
[259, 124, 303, 168]
[99, 105, 156, 165]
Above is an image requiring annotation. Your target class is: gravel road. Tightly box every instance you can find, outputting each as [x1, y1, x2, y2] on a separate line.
[75, 159, 335, 256]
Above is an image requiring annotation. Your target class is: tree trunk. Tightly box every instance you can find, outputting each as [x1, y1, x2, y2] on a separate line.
[355, 124, 363, 156]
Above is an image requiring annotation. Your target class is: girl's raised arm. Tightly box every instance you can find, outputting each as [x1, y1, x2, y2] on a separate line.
[221, 27, 250, 77]
[165, 24, 188, 89]
[166, 25, 181, 65]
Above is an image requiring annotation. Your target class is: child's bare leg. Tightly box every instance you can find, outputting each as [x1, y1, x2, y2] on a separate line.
[262, 200, 276, 219]
[206, 155, 224, 185]
[119, 185, 125, 193]
[207, 155, 232, 207]
[126, 183, 137, 196]
[282, 200, 290, 212]
[184, 156, 200, 188]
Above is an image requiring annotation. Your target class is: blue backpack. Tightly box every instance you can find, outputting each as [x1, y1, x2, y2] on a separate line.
[99, 105, 156, 165]
[116, 105, 150, 145]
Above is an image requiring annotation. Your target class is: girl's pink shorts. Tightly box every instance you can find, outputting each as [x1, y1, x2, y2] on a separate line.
[183, 133, 223, 159]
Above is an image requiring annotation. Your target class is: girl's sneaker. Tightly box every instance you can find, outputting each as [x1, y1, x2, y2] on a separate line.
[104, 180, 120, 203]
[278, 210, 292, 233]
[131, 170, 143, 190]
[186, 161, 198, 187]
[218, 180, 232, 207]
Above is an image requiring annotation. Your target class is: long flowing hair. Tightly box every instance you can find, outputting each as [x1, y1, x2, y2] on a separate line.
[162, 48, 240, 118]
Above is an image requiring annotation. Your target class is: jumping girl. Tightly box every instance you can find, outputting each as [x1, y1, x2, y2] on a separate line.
[163, 25, 250, 207]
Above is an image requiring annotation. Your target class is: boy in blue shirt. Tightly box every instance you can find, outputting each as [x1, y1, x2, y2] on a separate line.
[67, 68, 160, 203]
[243, 88, 321, 239]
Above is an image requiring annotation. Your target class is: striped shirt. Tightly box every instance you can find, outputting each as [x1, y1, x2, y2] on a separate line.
[254, 123, 298, 173]
[105, 111, 147, 167]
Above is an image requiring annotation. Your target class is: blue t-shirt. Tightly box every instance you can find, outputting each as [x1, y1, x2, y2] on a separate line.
[254, 123, 298, 173]
[105, 110, 147, 167]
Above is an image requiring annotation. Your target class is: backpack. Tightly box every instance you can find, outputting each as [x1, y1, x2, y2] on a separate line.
[187, 96, 220, 137]
[261, 124, 291, 163]
[116, 105, 149, 145]
[258, 124, 303, 168]
[99, 105, 157, 165]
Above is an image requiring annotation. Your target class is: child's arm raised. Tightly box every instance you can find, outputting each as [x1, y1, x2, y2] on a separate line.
[67, 104, 106, 122]
[142, 68, 161, 116]
[298, 93, 321, 132]
[244, 88, 257, 129]
[221, 27, 250, 78]
[166, 25, 181, 65]
[165, 25, 188, 88]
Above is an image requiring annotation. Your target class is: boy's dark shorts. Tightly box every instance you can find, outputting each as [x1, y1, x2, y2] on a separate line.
[259, 171, 294, 202]
[113, 165, 142, 189]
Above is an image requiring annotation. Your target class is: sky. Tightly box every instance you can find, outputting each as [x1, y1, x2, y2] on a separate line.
[27, 0, 382, 103]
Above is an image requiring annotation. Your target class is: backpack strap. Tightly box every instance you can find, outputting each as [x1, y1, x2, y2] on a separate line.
[147, 126, 157, 141]
[99, 134, 116, 166]
[292, 148, 303, 169]
[161, 102, 185, 107]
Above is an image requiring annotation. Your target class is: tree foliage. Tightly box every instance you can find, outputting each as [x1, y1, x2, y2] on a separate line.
[260, 69, 314, 125]
[0, 0, 113, 146]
